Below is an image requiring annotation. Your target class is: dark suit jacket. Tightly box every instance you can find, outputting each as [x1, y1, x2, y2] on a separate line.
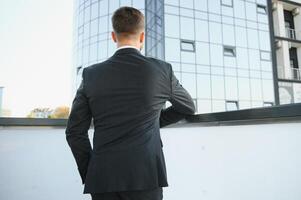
[65, 47, 195, 194]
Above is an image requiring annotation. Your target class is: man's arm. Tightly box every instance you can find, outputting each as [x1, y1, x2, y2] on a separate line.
[65, 68, 92, 184]
[160, 64, 196, 128]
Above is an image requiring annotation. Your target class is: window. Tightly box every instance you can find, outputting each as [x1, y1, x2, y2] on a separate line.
[90, 19, 98, 36]
[236, 48, 248, 69]
[197, 74, 211, 99]
[259, 31, 270, 51]
[210, 44, 223, 66]
[212, 76, 225, 99]
[263, 102, 274, 107]
[223, 46, 236, 57]
[195, 19, 209, 42]
[165, 5, 179, 15]
[99, 16, 108, 34]
[98, 40, 108, 60]
[78, 10, 84, 26]
[166, 38, 180, 62]
[78, 25, 84, 35]
[196, 42, 210, 65]
[221, 0, 233, 7]
[226, 100, 239, 111]
[250, 79, 263, 100]
[249, 49, 260, 70]
[83, 23, 90, 40]
[89, 43, 98, 61]
[209, 22, 222, 44]
[260, 50, 271, 61]
[234, 0, 245, 19]
[209, 0, 221, 14]
[91, 2, 99, 20]
[247, 29, 259, 49]
[180, 40, 195, 52]
[225, 77, 238, 99]
[257, 5, 267, 14]
[84, 7, 90, 23]
[180, 0, 194, 9]
[238, 78, 251, 100]
[165, 0, 179, 6]
[246, 2, 256, 21]
[182, 73, 197, 98]
[108, 0, 117, 14]
[165, 14, 179, 38]
[223, 25, 235, 46]
[180, 17, 195, 40]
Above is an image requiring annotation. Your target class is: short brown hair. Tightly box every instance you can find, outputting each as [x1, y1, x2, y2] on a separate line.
[111, 6, 145, 37]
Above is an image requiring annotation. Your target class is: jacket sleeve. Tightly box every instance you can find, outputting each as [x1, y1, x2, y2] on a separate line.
[65, 68, 92, 184]
[160, 64, 196, 128]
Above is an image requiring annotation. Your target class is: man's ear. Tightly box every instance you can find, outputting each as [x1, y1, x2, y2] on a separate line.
[111, 31, 117, 43]
[139, 31, 145, 43]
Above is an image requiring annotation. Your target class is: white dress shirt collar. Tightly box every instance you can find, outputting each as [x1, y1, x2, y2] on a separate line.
[115, 45, 140, 52]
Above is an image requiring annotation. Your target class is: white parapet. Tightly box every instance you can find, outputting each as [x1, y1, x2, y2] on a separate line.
[1, 122, 301, 200]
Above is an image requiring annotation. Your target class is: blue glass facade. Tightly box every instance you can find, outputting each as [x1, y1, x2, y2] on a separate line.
[73, 0, 275, 114]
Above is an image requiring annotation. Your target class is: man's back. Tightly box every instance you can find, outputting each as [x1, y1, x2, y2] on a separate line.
[84, 48, 170, 153]
[83, 47, 171, 193]
[66, 47, 195, 194]
[66, 6, 195, 199]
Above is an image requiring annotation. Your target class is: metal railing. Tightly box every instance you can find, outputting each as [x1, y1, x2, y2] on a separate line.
[285, 27, 301, 40]
[291, 67, 301, 81]
[286, 27, 296, 39]
[277, 66, 301, 81]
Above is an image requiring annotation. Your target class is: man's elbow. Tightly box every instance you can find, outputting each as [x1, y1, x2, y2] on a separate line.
[173, 101, 196, 115]
[186, 103, 196, 115]
[180, 102, 196, 115]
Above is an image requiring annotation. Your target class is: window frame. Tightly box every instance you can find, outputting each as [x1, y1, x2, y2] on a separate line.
[180, 39, 196, 52]
[263, 102, 274, 107]
[220, 0, 233, 8]
[260, 50, 271, 61]
[223, 46, 236, 57]
[257, 4, 267, 14]
[225, 100, 239, 111]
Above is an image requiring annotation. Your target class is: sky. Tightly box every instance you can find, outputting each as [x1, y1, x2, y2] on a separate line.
[0, 0, 74, 117]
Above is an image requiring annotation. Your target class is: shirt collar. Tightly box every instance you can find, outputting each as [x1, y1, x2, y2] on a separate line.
[115, 45, 141, 52]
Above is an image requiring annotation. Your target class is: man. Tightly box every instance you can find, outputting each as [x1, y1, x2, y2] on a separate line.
[66, 6, 195, 200]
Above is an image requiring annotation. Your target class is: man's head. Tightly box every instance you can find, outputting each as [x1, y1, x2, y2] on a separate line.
[111, 6, 145, 50]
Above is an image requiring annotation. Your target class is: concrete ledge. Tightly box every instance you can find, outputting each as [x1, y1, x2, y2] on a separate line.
[0, 103, 301, 127]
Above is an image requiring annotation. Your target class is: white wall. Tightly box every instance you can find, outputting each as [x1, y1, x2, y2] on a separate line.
[162, 123, 301, 200]
[0, 122, 301, 200]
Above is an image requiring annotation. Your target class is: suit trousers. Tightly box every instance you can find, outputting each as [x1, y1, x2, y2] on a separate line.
[90, 187, 163, 200]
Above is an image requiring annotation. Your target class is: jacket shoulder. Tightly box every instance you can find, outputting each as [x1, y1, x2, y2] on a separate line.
[82, 60, 109, 74]
[145, 56, 172, 73]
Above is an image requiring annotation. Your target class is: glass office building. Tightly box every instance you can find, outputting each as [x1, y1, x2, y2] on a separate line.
[73, 0, 276, 114]
[72, 0, 145, 92]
